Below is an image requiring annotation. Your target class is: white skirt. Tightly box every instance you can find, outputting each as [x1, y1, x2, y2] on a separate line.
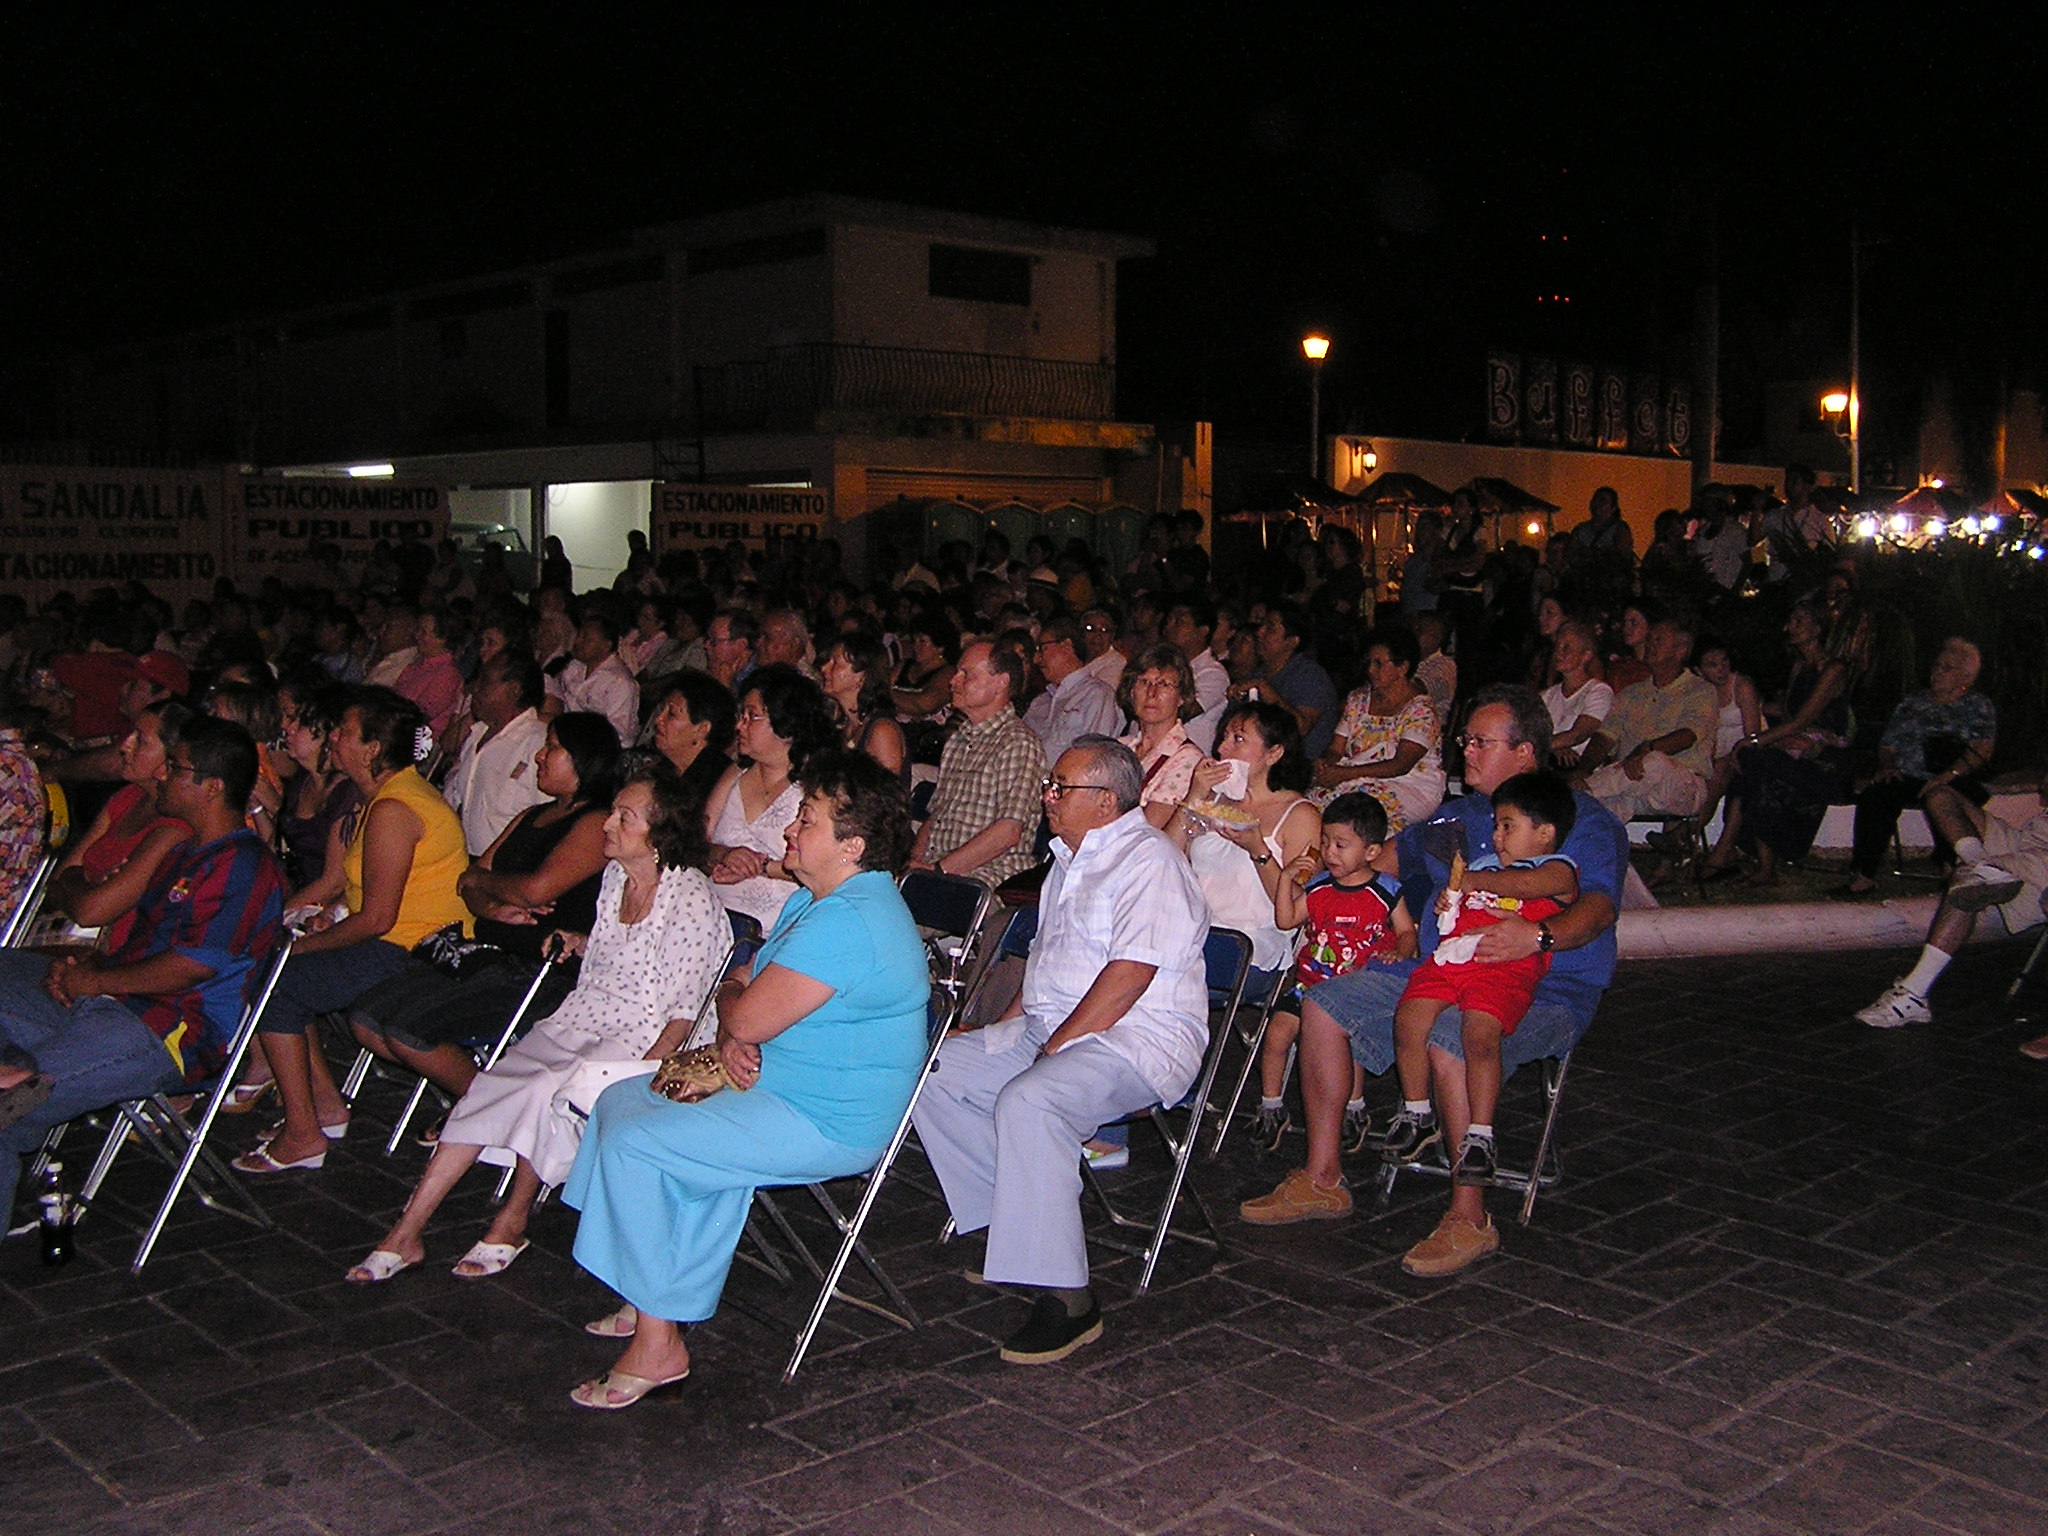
[440, 1022, 655, 1187]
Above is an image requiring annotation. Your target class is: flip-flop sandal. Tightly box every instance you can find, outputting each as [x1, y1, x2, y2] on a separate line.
[451, 1239, 529, 1279]
[569, 1367, 689, 1410]
[232, 1144, 326, 1174]
[216, 1081, 276, 1115]
[0, 1075, 54, 1133]
[259, 1117, 350, 1144]
[345, 1249, 419, 1284]
[415, 1116, 446, 1148]
[583, 1303, 639, 1338]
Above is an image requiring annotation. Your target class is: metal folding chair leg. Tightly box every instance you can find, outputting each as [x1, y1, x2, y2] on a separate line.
[1206, 983, 1286, 1162]
[0, 851, 59, 948]
[1369, 1052, 1574, 1228]
[340, 1046, 376, 1102]
[2010, 928, 2048, 1002]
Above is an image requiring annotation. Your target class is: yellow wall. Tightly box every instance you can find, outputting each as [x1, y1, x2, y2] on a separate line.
[1331, 435, 1784, 549]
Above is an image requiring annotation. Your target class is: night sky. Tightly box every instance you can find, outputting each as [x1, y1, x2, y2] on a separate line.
[7, 15, 2044, 473]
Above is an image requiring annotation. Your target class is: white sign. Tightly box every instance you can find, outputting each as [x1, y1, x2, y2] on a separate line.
[233, 477, 450, 587]
[650, 484, 831, 555]
[0, 467, 227, 605]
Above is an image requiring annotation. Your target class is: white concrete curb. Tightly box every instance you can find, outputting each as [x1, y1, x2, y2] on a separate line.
[1617, 896, 1955, 960]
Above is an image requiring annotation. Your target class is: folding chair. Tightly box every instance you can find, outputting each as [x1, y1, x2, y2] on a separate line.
[382, 954, 562, 1155]
[1203, 966, 1291, 1162]
[1080, 926, 1254, 1294]
[69, 937, 296, 1271]
[1, 851, 59, 949]
[1631, 811, 1706, 895]
[513, 911, 766, 1204]
[770, 882, 999, 1380]
[1370, 1046, 1578, 1227]
[898, 870, 998, 1022]
[2010, 892, 2048, 1003]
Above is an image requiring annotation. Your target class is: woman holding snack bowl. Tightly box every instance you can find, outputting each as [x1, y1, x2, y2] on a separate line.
[1166, 699, 1322, 981]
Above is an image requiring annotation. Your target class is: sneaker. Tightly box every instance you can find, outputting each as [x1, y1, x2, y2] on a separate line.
[999, 1292, 1103, 1365]
[1857, 981, 1933, 1029]
[1239, 1167, 1352, 1225]
[1341, 1102, 1373, 1155]
[1253, 1104, 1292, 1153]
[1401, 1212, 1500, 1277]
[1949, 863, 2025, 913]
[1379, 1109, 1439, 1165]
[1082, 1142, 1129, 1172]
[1453, 1135, 1497, 1187]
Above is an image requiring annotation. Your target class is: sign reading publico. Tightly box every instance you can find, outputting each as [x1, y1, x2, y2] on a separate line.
[650, 485, 831, 554]
[235, 477, 450, 586]
[0, 466, 226, 604]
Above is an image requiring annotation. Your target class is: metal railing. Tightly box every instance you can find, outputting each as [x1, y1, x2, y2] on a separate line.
[695, 343, 1114, 431]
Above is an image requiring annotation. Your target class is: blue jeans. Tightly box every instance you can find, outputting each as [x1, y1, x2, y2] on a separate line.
[0, 961, 183, 1219]
[1308, 963, 1594, 1079]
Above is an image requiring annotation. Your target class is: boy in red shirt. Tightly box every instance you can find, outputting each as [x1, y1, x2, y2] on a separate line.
[1253, 792, 1415, 1153]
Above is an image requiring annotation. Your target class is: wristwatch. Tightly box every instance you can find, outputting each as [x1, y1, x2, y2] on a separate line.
[1535, 920, 1556, 953]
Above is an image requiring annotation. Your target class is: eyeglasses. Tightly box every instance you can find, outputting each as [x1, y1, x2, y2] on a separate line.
[737, 708, 770, 726]
[1457, 734, 1515, 752]
[1040, 776, 1114, 799]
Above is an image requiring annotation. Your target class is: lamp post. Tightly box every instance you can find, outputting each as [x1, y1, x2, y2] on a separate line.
[1302, 333, 1330, 481]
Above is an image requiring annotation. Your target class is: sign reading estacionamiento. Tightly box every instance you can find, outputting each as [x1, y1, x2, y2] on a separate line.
[651, 485, 830, 555]
[0, 467, 226, 605]
[235, 477, 450, 587]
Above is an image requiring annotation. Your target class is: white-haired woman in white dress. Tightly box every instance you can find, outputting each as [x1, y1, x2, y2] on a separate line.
[345, 768, 726, 1283]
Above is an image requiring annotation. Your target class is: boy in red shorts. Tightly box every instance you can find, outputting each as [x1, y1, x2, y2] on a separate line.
[1382, 771, 1577, 1186]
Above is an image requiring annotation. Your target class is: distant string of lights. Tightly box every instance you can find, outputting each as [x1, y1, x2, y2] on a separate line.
[1840, 506, 2047, 560]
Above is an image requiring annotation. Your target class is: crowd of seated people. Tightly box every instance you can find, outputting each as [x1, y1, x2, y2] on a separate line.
[0, 483, 2038, 1387]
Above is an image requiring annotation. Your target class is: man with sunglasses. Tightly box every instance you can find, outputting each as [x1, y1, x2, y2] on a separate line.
[0, 718, 287, 1228]
[1240, 685, 1626, 1278]
[915, 736, 1210, 1364]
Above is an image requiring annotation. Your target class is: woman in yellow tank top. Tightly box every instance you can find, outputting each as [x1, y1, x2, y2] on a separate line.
[237, 687, 471, 1174]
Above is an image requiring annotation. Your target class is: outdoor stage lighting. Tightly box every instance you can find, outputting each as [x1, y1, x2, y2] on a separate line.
[1854, 515, 1879, 539]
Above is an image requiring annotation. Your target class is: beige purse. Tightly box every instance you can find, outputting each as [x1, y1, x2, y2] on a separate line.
[648, 1044, 733, 1104]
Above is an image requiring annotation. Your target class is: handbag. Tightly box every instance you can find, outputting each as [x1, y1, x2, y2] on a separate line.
[412, 922, 498, 980]
[648, 1044, 734, 1104]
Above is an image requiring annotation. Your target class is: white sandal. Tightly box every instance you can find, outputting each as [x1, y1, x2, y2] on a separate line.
[452, 1239, 529, 1279]
[345, 1249, 419, 1284]
[583, 1302, 639, 1338]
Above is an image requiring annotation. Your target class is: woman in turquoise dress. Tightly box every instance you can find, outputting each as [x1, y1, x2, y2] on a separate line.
[563, 749, 930, 1408]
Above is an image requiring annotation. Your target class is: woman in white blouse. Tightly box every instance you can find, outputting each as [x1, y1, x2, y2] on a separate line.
[1542, 620, 1614, 770]
[1118, 644, 1206, 828]
[344, 769, 726, 1284]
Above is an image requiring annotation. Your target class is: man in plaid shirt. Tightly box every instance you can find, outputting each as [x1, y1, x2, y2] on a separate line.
[910, 640, 1045, 888]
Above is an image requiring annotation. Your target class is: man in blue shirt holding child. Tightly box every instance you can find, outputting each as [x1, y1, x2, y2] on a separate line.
[1241, 685, 1628, 1277]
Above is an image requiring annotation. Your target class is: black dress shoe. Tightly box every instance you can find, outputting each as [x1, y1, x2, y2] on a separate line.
[999, 1292, 1103, 1365]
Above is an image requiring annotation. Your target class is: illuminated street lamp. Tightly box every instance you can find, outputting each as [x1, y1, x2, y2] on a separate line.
[1302, 333, 1330, 481]
[1820, 388, 1858, 494]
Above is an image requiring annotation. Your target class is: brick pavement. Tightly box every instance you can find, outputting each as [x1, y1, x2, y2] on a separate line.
[4, 934, 2046, 1535]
